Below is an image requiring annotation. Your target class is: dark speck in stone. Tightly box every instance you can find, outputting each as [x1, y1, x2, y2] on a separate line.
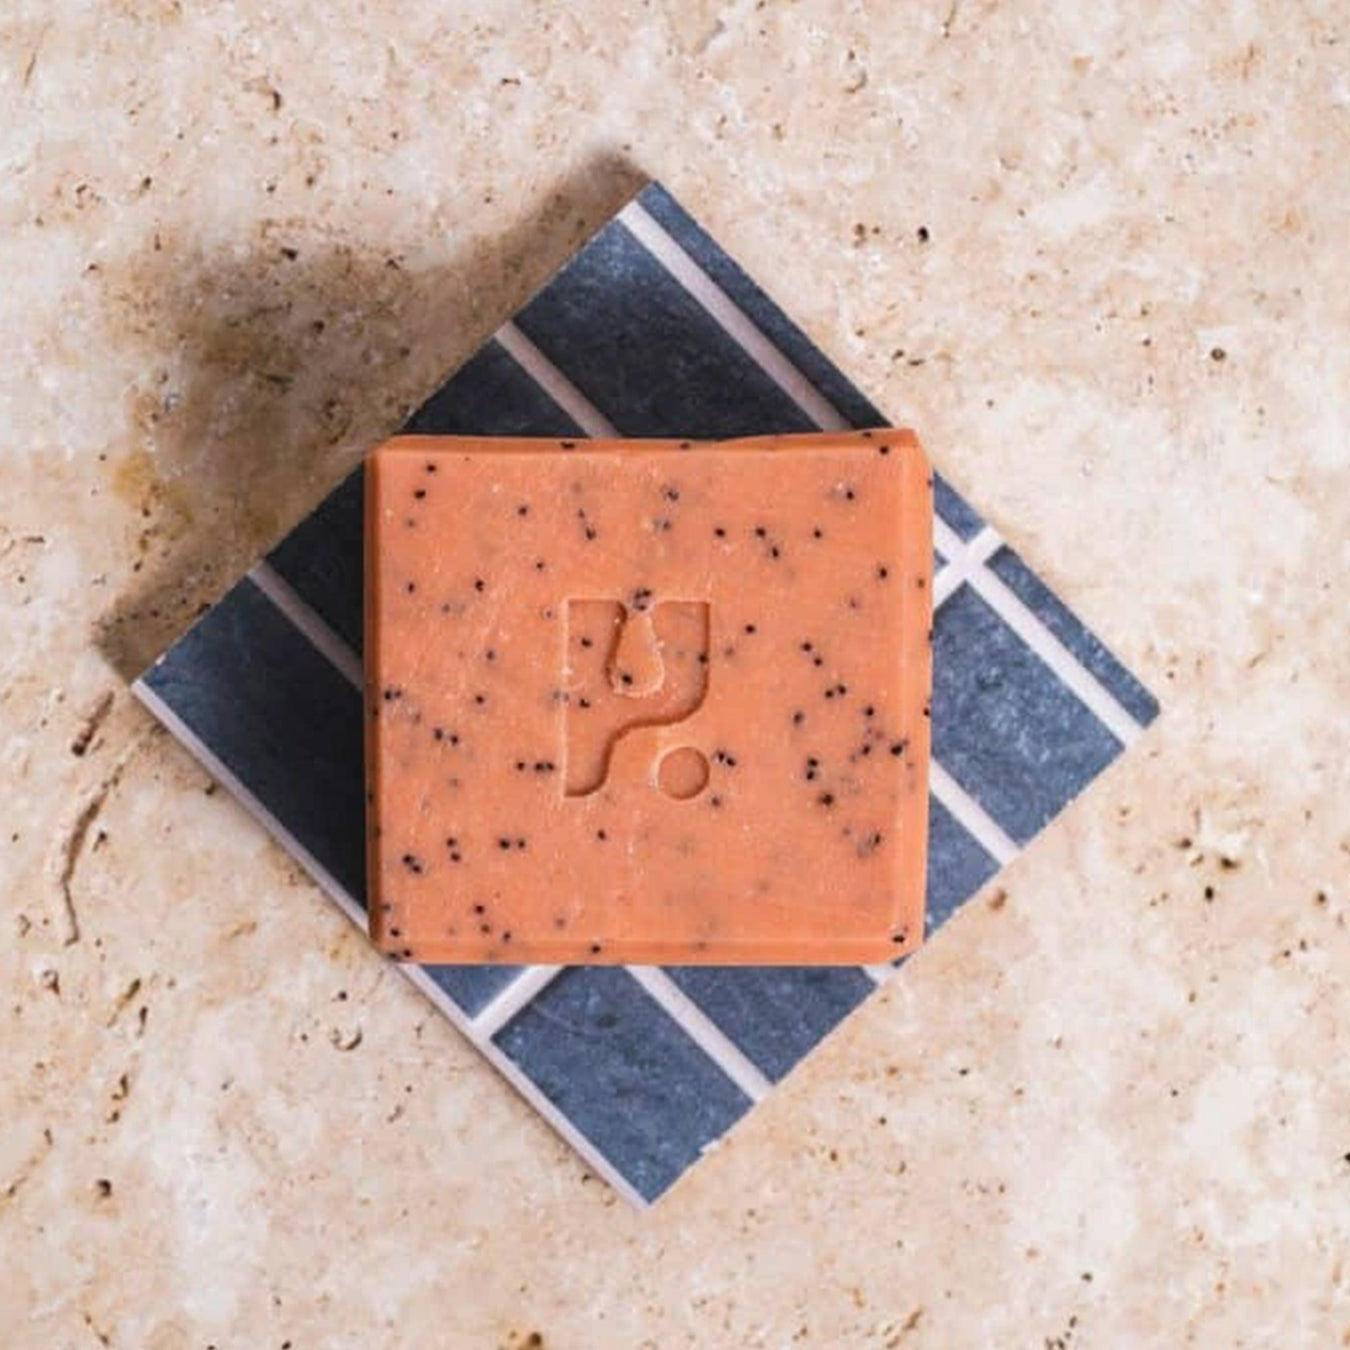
[515, 760, 527, 772]
[620, 671, 634, 686]
[534, 559, 546, 571]
[517, 504, 529, 517]
[579, 697, 592, 709]
[486, 649, 497, 662]
[590, 942, 603, 954]
[473, 903, 485, 914]
[754, 525, 768, 538]
[792, 710, 806, 725]
[474, 577, 486, 592]
[801, 640, 814, 652]
[413, 488, 426, 500]
[664, 486, 681, 502]
[580, 636, 593, 648]
[890, 739, 908, 756]
[560, 440, 576, 449]
[710, 795, 723, 808]
[818, 792, 836, 807]
[744, 623, 757, 635]
[844, 488, 856, 501]
[596, 829, 608, 841]
[917, 225, 930, 242]
[812, 527, 824, 539]
[863, 705, 875, 717]
[878, 444, 891, 456]
[425, 462, 438, 473]
[877, 565, 889, 580]
[498, 838, 511, 850]
[697, 652, 709, 666]
[404, 581, 416, 594]
[770, 545, 781, 559]
[401, 853, 424, 875]
[474, 694, 487, 706]
[714, 525, 727, 538]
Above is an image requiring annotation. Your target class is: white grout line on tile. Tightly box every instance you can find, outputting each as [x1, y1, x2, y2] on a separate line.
[495, 321, 620, 439]
[931, 561, 962, 609]
[929, 760, 1020, 866]
[964, 556, 1142, 748]
[248, 562, 363, 690]
[625, 966, 772, 1102]
[618, 201, 846, 432]
[620, 198, 1147, 749]
[470, 965, 566, 1039]
[134, 677, 649, 1208]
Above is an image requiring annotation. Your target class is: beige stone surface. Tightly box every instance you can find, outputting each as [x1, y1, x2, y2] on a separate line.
[2, 2, 1348, 1345]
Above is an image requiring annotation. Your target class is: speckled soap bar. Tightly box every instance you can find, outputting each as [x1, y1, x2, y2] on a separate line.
[366, 430, 933, 965]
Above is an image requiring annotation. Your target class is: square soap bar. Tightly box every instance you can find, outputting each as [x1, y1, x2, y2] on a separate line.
[365, 430, 933, 965]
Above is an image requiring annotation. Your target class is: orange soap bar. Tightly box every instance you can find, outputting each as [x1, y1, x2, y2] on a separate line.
[364, 431, 933, 965]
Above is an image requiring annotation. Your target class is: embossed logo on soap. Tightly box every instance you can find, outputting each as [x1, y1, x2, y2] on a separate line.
[563, 596, 710, 798]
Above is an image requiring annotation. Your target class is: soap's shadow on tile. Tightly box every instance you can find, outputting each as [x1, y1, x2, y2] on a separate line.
[96, 151, 650, 681]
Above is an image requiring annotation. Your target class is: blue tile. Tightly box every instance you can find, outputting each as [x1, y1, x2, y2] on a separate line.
[932, 476, 985, 541]
[266, 469, 365, 655]
[637, 183, 883, 430]
[142, 578, 367, 902]
[932, 586, 1124, 844]
[494, 967, 752, 1201]
[987, 546, 1159, 727]
[662, 966, 875, 1083]
[925, 796, 999, 932]
[422, 964, 522, 1017]
[635, 182, 985, 539]
[514, 219, 817, 439]
[403, 336, 585, 438]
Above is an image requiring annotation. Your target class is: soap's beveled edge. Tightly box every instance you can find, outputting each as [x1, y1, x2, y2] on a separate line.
[362, 430, 934, 966]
